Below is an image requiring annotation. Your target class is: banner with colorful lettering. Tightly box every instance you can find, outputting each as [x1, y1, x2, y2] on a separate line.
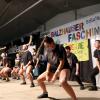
[49, 12, 100, 44]
[63, 40, 89, 61]
[48, 12, 100, 61]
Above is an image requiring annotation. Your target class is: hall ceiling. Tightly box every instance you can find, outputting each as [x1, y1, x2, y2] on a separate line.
[0, 0, 100, 46]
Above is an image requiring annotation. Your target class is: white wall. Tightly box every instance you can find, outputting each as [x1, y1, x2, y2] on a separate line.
[46, 11, 75, 30]
[42, 4, 100, 32]
[77, 4, 100, 19]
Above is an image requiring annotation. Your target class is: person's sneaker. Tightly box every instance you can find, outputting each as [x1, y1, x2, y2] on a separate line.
[80, 85, 85, 90]
[2, 78, 6, 80]
[20, 82, 26, 85]
[30, 83, 35, 87]
[12, 77, 16, 79]
[5, 79, 10, 82]
[16, 77, 20, 80]
[37, 93, 48, 98]
[88, 86, 98, 91]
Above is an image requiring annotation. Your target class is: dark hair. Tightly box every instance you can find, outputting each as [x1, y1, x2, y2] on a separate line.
[65, 46, 71, 50]
[95, 40, 100, 43]
[44, 36, 54, 44]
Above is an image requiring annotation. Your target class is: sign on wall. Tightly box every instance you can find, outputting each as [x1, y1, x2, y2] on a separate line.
[49, 12, 100, 44]
[64, 40, 89, 61]
[48, 12, 100, 61]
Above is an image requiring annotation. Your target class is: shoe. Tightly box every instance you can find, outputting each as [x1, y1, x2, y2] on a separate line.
[30, 83, 35, 87]
[37, 93, 48, 98]
[16, 77, 20, 80]
[20, 82, 26, 85]
[80, 85, 85, 90]
[12, 77, 16, 79]
[5, 79, 10, 82]
[88, 86, 98, 91]
[2, 78, 6, 80]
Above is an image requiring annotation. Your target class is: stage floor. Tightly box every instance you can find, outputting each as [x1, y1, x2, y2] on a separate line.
[0, 79, 100, 100]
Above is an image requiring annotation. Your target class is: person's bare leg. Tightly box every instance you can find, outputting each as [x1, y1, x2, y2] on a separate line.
[0, 69, 4, 78]
[1, 71, 6, 80]
[19, 69, 26, 84]
[3, 70, 10, 82]
[59, 69, 77, 100]
[26, 66, 33, 83]
[13, 68, 18, 79]
[37, 72, 48, 93]
[21, 74, 25, 82]
[4, 67, 11, 81]
[26, 65, 34, 87]
[11, 71, 16, 79]
[15, 68, 20, 79]
[27, 72, 33, 83]
[37, 71, 54, 98]
[37, 71, 53, 93]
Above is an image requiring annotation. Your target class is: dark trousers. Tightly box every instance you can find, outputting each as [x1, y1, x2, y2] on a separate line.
[90, 66, 99, 86]
[70, 67, 83, 86]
